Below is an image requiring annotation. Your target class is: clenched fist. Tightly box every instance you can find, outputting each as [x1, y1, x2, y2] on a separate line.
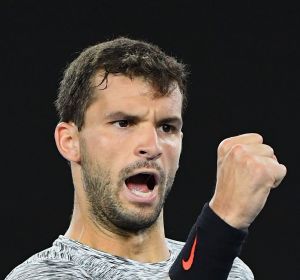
[209, 133, 287, 230]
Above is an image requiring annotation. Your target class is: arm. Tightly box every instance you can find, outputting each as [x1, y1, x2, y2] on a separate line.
[169, 204, 247, 279]
[170, 133, 286, 279]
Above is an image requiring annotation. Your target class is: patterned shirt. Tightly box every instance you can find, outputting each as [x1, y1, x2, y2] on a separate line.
[5, 235, 254, 279]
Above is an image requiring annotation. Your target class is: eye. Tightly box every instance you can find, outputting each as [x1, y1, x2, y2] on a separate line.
[114, 120, 130, 128]
[161, 124, 176, 133]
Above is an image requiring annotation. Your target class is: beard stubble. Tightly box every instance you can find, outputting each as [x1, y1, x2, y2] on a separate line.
[80, 141, 176, 235]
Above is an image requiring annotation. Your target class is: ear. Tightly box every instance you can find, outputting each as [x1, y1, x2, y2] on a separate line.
[54, 122, 80, 163]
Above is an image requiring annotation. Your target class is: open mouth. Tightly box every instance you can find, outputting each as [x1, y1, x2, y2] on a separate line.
[125, 173, 157, 196]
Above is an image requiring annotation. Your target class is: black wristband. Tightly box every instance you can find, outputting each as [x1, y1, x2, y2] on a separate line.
[169, 203, 248, 279]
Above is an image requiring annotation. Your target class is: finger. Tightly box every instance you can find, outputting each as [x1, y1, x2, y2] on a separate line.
[218, 133, 263, 157]
[239, 143, 275, 158]
[273, 163, 287, 188]
[264, 157, 287, 188]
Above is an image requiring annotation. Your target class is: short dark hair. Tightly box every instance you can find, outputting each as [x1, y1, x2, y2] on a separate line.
[55, 37, 188, 130]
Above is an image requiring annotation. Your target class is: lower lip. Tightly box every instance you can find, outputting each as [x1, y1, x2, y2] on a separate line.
[120, 184, 158, 204]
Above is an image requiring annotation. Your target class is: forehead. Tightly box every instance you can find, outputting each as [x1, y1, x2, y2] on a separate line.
[90, 73, 183, 112]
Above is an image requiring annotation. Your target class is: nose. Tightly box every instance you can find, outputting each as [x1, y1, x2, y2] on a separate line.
[134, 125, 162, 160]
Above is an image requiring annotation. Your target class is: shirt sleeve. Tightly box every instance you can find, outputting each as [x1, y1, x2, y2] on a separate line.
[169, 203, 248, 280]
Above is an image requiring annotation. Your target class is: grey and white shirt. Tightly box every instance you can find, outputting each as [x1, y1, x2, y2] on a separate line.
[5, 235, 254, 279]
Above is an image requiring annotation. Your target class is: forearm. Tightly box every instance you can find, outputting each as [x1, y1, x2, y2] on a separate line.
[169, 203, 247, 279]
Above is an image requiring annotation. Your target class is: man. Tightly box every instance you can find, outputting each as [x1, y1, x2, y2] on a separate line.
[6, 37, 286, 279]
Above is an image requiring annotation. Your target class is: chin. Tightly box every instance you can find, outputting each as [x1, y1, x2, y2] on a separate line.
[109, 204, 163, 233]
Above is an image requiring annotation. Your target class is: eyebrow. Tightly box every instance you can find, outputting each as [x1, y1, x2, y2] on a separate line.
[104, 111, 183, 127]
[104, 111, 140, 122]
[158, 117, 183, 128]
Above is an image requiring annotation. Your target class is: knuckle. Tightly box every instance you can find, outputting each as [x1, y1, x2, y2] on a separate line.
[218, 139, 230, 155]
[252, 162, 274, 187]
[254, 133, 264, 143]
[252, 162, 266, 176]
[241, 154, 265, 174]
[264, 144, 274, 155]
[230, 144, 246, 158]
[281, 164, 287, 175]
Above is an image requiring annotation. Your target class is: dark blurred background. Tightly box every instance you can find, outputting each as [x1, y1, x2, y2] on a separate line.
[1, 1, 299, 279]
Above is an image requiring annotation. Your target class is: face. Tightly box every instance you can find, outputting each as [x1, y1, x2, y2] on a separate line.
[79, 74, 183, 234]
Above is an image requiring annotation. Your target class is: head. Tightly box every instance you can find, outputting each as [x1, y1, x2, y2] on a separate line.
[54, 37, 188, 234]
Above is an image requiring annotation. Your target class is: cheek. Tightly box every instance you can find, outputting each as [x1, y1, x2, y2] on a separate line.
[85, 133, 121, 165]
[163, 139, 182, 165]
[89, 133, 133, 170]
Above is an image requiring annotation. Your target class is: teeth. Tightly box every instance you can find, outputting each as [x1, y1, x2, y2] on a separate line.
[130, 189, 153, 197]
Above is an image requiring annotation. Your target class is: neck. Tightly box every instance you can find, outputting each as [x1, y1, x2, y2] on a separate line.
[65, 195, 170, 263]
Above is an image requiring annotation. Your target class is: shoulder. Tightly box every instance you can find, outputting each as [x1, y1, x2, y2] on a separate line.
[5, 258, 92, 280]
[5, 236, 93, 279]
[229, 257, 254, 280]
